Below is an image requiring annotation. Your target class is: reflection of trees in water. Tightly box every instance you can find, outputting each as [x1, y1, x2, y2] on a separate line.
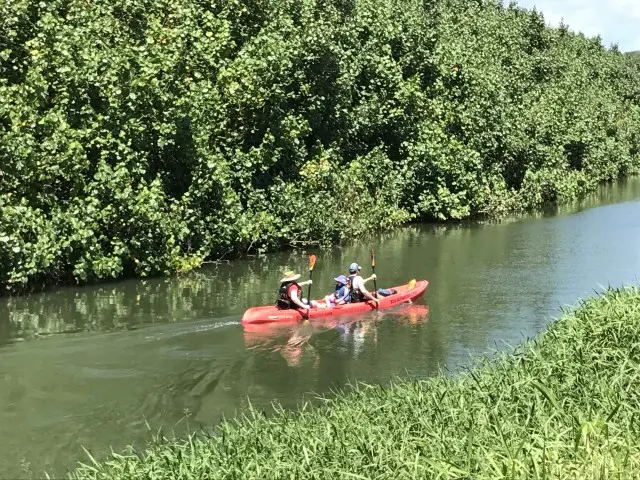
[0, 251, 308, 342]
[0, 302, 12, 347]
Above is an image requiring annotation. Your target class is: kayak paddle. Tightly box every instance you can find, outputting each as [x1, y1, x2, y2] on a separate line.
[307, 254, 317, 308]
[370, 248, 378, 298]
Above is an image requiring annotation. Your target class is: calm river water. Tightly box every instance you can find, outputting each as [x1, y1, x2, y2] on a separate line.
[1, 178, 640, 478]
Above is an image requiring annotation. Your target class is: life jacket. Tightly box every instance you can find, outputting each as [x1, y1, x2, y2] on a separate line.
[347, 274, 364, 303]
[333, 284, 348, 304]
[276, 281, 302, 310]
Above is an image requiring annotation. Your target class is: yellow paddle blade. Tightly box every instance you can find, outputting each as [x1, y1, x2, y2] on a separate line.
[309, 254, 317, 271]
[370, 248, 375, 268]
[407, 279, 416, 290]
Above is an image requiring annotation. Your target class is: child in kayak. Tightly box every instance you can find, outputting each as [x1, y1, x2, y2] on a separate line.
[324, 275, 350, 307]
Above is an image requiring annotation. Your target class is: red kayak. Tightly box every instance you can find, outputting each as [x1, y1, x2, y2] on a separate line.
[241, 279, 429, 325]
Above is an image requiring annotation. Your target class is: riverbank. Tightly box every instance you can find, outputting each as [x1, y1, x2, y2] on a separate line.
[68, 285, 640, 479]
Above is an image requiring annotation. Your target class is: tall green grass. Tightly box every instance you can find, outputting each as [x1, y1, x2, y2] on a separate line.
[69, 286, 640, 479]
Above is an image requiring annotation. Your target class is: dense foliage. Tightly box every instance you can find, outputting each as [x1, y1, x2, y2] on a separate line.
[2, 0, 640, 291]
[69, 286, 640, 479]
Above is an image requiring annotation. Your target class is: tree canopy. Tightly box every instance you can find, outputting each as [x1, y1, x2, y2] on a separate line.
[1, 0, 639, 292]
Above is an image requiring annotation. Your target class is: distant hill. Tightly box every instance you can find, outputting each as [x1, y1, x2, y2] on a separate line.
[626, 51, 640, 58]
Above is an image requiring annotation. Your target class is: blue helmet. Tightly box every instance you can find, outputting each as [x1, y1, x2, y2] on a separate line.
[348, 262, 361, 273]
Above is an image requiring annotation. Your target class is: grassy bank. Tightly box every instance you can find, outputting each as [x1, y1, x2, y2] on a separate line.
[3, 0, 640, 292]
[69, 285, 640, 479]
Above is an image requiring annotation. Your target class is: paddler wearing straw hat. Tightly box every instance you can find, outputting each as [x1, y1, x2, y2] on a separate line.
[276, 271, 318, 310]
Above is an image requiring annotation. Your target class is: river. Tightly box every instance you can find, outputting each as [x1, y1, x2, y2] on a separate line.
[1, 178, 640, 478]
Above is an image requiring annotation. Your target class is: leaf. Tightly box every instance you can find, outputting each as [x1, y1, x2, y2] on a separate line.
[531, 380, 565, 416]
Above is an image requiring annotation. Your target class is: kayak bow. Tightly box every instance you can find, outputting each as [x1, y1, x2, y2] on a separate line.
[241, 279, 429, 325]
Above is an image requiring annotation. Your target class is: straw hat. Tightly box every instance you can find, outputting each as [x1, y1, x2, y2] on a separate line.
[280, 271, 301, 283]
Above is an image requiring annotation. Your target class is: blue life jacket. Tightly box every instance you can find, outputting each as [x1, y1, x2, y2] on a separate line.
[335, 285, 348, 302]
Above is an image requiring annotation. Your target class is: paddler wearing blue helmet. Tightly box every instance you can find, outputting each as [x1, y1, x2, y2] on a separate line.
[346, 262, 379, 305]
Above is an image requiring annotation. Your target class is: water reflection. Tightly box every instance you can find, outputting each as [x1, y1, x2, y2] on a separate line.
[243, 304, 431, 366]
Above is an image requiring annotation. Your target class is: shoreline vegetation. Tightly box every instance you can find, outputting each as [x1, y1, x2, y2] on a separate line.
[2, 0, 640, 294]
[68, 285, 640, 479]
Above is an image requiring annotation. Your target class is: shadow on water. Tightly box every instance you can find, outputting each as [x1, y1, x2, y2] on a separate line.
[0, 177, 639, 478]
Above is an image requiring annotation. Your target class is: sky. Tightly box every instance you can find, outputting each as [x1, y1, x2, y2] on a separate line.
[505, 0, 640, 52]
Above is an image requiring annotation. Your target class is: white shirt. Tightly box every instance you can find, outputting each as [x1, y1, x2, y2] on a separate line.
[351, 275, 365, 293]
